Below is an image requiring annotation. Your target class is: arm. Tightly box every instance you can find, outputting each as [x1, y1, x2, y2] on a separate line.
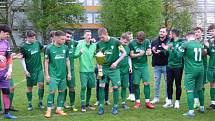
[128, 56, 132, 73]
[44, 58, 50, 83]
[74, 42, 82, 58]
[66, 57, 71, 81]
[20, 58, 30, 77]
[5, 56, 12, 80]
[110, 45, 126, 69]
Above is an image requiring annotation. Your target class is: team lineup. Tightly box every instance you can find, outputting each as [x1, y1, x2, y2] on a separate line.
[0, 24, 215, 119]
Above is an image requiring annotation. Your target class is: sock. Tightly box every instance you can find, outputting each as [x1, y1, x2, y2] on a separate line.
[198, 90, 204, 106]
[3, 94, 10, 109]
[113, 88, 119, 107]
[26, 92, 32, 104]
[47, 93, 54, 108]
[99, 87, 104, 108]
[64, 89, 68, 103]
[121, 87, 126, 103]
[80, 87, 86, 106]
[38, 88, 44, 103]
[9, 92, 14, 108]
[86, 88, 91, 105]
[187, 91, 194, 110]
[144, 85, 150, 100]
[57, 91, 65, 108]
[210, 88, 215, 101]
[69, 90, 75, 106]
[134, 85, 140, 100]
[0, 93, 2, 111]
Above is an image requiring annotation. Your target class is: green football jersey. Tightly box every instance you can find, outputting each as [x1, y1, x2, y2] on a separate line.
[177, 40, 203, 72]
[119, 45, 130, 74]
[20, 41, 43, 73]
[167, 39, 184, 68]
[45, 44, 69, 79]
[65, 39, 78, 70]
[96, 37, 121, 69]
[207, 37, 215, 69]
[128, 39, 150, 68]
[198, 38, 208, 66]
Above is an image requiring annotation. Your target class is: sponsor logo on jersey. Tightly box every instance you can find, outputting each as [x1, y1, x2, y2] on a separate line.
[63, 50, 66, 53]
[31, 50, 38, 55]
[55, 54, 65, 59]
[111, 46, 114, 49]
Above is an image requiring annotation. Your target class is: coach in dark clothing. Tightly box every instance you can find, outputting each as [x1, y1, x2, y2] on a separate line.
[150, 27, 169, 104]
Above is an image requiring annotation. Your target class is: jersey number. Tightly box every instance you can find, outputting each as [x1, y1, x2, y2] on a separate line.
[194, 48, 202, 61]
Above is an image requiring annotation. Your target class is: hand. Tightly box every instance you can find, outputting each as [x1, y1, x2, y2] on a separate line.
[129, 67, 132, 73]
[204, 39, 209, 48]
[16, 53, 23, 59]
[152, 46, 156, 53]
[0, 55, 6, 62]
[146, 49, 152, 56]
[67, 73, 72, 80]
[25, 71, 30, 77]
[161, 43, 168, 50]
[110, 62, 118, 69]
[97, 70, 103, 80]
[45, 75, 50, 84]
[139, 50, 145, 56]
[5, 71, 11, 80]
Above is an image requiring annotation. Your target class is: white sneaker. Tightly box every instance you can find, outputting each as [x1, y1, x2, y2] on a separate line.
[163, 102, 173, 108]
[151, 98, 159, 104]
[130, 94, 135, 102]
[165, 97, 168, 103]
[94, 101, 99, 106]
[174, 101, 180, 109]
[105, 101, 111, 105]
[127, 94, 132, 100]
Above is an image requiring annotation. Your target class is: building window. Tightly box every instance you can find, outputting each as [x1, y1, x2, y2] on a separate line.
[94, 0, 101, 6]
[80, 0, 101, 6]
[85, 13, 93, 23]
[94, 13, 101, 23]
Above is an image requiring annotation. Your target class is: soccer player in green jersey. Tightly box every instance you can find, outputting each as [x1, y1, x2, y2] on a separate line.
[204, 24, 215, 109]
[162, 29, 184, 109]
[44, 30, 71, 118]
[75, 30, 96, 112]
[176, 32, 205, 117]
[119, 33, 132, 109]
[20, 30, 44, 111]
[193, 27, 208, 109]
[97, 28, 126, 115]
[129, 31, 154, 109]
[64, 30, 78, 111]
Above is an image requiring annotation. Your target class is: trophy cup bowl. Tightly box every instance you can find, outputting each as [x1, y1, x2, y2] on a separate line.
[95, 51, 105, 65]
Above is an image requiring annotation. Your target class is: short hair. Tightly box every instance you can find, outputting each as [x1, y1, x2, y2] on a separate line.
[26, 30, 36, 37]
[126, 31, 132, 35]
[64, 30, 72, 35]
[98, 28, 108, 36]
[194, 27, 203, 32]
[208, 24, 215, 31]
[171, 29, 180, 37]
[0, 24, 11, 33]
[55, 30, 66, 37]
[50, 31, 56, 38]
[160, 26, 167, 30]
[136, 31, 145, 40]
[84, 30, 91, 34]
[185, 32, 195, 37]
[121, 33, 130, 41]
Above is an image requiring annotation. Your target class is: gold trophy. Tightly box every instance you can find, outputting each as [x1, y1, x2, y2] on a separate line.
[95, 51, 105, 80]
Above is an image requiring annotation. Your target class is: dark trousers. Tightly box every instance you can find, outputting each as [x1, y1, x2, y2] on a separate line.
[167, 66, 183, 100]
[129, 73, 134, 94]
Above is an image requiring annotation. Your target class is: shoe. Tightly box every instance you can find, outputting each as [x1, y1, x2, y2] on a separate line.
[174, 101, 180, 109]
[133, 102, 141, 109]
[130, 94, 135, 102]
[165, 98, 168, 103]
[4, 113, 17, 119]
[56, 109, 67, 116]
[127, 94, 132, 100]
[194, 102, 200, 109]
[146, 102, 155, 109]
[9, 106, 19, 112]
[183, 111, 195, 117]
[81, 105, 86, 112]
[199, 106, 205, 113]
[112, 107, 118, 115]
[94, 101, 99, 106]
[151, 98, 159, 104]
[64, 103, 71, 109]
[51, 104, 55, 110]
[209, 104, 215, 109]
[98, 107, 104, 115]
[38, 102, 45, 110]
[28, 103, 33, 111]
[44, 110, 51, 118]
[71, 105, 78, 112]
[105, 101, 111, 105]
[86, 104, 96, 110]
[163, 102, 173, 108]
[122, 103, 129, 110]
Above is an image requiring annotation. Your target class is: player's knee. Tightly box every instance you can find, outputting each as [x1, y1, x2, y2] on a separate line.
[144, 82, 150, 85]
[99, 83, 105, 87]
[186, 90, 193, 92]
[27, 87, 33, 92]
[38, 83, 44, 89]
[113, 86, 118, 89]
[58, 90, 65, 93]
[2, 88, 10, 95]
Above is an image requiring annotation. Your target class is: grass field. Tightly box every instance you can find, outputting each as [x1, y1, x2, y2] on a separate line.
[3, 56, 215, 121]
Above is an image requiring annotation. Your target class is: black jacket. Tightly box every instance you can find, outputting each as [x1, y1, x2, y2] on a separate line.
[151, 36, 169, 67]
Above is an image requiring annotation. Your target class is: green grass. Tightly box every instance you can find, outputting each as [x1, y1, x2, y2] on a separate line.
[5, 57, 215, 121]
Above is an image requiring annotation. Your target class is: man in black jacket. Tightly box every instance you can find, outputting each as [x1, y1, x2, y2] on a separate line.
[151, 27, 169, 104]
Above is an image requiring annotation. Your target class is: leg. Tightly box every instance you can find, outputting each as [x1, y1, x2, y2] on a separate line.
[162, 66, 168, 100]
[26, 86, 33, 111]
[152, 66, 161, 103]
[38, 82, 44, 109]
[174, 67, 183, 109]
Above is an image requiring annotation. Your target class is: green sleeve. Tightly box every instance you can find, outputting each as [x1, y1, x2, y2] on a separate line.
[74, 42, 81, 58]
[45, 46, 51, 59]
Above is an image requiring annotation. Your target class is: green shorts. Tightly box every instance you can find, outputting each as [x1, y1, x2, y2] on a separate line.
[67, 69, 76, 88]
[10, 78, 14, 87]
[100, 68, 121, 87]
[207, 68, 215, 83]
[184, 70, 203, 91]
[133, 67, 150, 85]
[80, 72, 96, 89]
[120, 72, 129, 88]
[49, 77, 67, 91]
[26, 70, 44, 87]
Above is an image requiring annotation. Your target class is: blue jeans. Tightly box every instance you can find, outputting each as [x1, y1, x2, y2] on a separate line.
[153, 66, 167, 99]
